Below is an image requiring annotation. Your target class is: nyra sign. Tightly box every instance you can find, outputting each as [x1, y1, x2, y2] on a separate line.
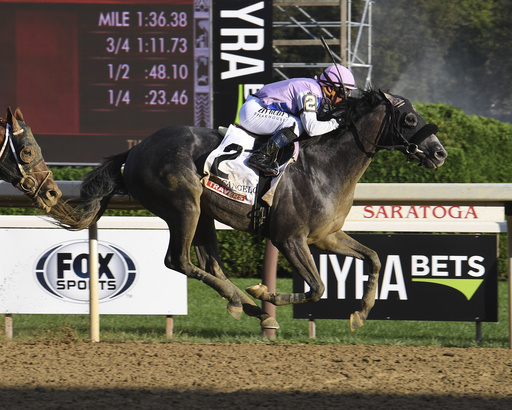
[293, 234, 498, 322]
[211, 0, 272, 127]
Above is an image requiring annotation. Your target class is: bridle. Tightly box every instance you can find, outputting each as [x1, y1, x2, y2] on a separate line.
[0, 122, 53, 198]
[352, 96, 439, 161]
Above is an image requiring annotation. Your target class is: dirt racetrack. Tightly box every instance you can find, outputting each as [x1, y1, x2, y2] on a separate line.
[0, 341, 511, 409]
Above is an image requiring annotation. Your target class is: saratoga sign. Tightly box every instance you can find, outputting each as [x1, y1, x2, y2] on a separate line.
[348, 205, 503, 222]
[293, 234, 498, 322]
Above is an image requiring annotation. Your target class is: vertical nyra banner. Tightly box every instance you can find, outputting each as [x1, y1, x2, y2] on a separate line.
[211, 0, 273, 127]
[293, 234, 498, 322]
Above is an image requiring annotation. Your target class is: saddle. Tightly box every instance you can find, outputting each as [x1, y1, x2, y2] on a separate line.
[202, 124, 299, 235]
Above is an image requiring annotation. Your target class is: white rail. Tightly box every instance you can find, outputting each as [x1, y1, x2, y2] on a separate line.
[3, 181, 512, 206]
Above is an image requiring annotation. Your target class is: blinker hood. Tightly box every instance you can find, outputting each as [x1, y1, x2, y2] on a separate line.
[391, 95, 439, 146]
[409, 123, 439, 146]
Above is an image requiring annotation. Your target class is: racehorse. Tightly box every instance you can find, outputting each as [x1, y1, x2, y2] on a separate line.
[50, 90, 447, 331]
[0, 107, 61, 212]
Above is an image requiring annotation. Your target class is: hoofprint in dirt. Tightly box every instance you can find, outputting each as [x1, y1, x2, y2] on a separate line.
[0, 342, 510, 409]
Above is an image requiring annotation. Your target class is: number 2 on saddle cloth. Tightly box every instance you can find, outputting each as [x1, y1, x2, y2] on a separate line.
[202, 124, 299, 210]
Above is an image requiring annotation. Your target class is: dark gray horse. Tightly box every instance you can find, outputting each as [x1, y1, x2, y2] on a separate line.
[0, 107, 61, 212]
[51, 90, 447, 331]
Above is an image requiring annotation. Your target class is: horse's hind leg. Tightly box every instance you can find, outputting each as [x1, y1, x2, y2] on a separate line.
[193, 215, 279, 329]
[127, 162, 276, 328]
[165, 221, 241, 315]
[164, 208, 279, 329]
[145, 189, 242, 322]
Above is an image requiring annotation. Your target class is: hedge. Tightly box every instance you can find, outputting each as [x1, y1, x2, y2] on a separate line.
[361, 103, 512, 184]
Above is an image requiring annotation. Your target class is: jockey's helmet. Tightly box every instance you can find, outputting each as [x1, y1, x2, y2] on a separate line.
[317, 64, 357, 100]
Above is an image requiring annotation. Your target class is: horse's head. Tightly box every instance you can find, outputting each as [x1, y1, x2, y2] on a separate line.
[380, 91, 447, 169]
[0, 107, 61, 212]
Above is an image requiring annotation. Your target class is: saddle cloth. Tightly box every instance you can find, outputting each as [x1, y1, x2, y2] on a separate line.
[202, 124, 298, 207]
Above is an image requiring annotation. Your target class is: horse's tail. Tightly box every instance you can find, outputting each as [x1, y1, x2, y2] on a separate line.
[49, 151, 130, 231]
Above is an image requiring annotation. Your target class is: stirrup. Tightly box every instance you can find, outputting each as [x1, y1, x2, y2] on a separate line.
[261, 165, 280, 177]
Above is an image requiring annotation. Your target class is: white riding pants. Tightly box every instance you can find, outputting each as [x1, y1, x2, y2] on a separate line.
[238, 95, 303, 136]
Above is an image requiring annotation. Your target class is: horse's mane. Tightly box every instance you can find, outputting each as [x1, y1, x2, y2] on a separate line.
[298, 88, 384, 147]
[332, 88, 383, 125]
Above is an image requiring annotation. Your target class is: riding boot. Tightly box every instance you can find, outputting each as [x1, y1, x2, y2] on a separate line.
[248, 138, 281, 176]
[248, 127, 297, 176]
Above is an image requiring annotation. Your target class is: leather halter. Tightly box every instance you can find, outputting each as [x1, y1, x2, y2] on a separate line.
[0, 123, 52, 198]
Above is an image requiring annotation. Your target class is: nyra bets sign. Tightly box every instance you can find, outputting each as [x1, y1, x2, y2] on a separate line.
[293, 234, 498, 322]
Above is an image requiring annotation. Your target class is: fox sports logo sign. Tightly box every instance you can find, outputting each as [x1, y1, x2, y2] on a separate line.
[35, 240, 137, 303]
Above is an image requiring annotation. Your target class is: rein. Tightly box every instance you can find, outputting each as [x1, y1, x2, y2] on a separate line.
[1, 123, 52, 198]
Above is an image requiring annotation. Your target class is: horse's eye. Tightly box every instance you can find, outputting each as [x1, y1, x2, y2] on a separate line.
[404, 113, 418, 128]
[20, 146, 36, 163]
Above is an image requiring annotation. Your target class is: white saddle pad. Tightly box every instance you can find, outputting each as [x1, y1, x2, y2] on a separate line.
[202, 125, 298, 206]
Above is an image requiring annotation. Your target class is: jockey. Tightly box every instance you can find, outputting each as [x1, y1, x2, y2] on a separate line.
[238, 64, 357, 176]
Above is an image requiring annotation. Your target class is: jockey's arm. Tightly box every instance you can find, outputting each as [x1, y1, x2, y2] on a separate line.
[297, 92, 339, 137]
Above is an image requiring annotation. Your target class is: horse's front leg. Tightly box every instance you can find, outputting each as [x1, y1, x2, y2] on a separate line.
[314, 230, 381, 331]
[246, 235, 325, 306]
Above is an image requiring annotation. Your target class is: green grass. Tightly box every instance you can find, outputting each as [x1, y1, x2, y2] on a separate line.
[1, 279, 509, 348]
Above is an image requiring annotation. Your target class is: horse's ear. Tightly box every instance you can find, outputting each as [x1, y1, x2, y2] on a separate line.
[6, 106, 13, 122]
[14, 107, 24, 123]
[6, 106, 23, 136]
[379, 90, 403, 107]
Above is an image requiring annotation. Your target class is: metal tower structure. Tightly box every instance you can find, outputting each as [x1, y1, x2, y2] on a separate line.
[347, 0, 373, 88]
[273, 0, 373, 89]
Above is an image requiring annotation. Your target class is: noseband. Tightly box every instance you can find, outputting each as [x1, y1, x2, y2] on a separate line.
[0, 123, 52, 198]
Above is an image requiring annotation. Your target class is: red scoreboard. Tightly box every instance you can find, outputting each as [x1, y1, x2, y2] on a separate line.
[0, 0, 210, 163]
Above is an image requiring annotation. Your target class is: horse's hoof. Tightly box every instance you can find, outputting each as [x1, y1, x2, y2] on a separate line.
[350, 311, 364, 332]
[245, 283, 268, 299]
[226, 292, 243, 320]
[227, 304, 243, 320]
[260, 317, 280, 329]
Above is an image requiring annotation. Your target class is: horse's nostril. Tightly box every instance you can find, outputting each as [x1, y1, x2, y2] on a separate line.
[46, 189, 60, 200]
[435, 149, 447, 160]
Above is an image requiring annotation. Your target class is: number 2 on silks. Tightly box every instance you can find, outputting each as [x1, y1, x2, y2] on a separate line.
[303, 94, 317, 112]
[210, 143, 243, 179]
